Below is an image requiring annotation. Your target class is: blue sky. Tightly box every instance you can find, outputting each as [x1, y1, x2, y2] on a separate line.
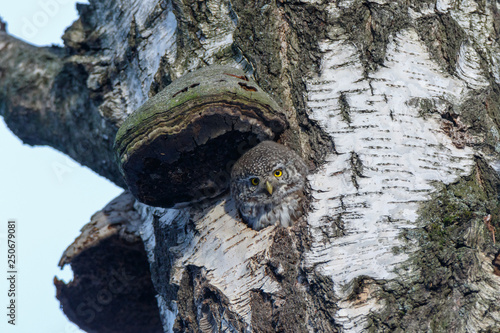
[0, 1, 123, 332]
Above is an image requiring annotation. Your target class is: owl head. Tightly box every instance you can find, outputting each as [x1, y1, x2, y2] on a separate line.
[230, 141, 308, 229]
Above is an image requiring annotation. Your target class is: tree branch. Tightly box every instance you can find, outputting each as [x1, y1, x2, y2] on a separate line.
[0, 19, 125, 187]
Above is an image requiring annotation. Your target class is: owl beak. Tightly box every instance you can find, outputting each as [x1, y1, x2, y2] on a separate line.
[265, 181, 273, 195]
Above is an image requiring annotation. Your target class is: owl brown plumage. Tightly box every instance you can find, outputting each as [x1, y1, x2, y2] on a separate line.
[230, 141, 308, 230]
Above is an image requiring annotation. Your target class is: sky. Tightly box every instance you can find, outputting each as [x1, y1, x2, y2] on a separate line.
[0, 1, 123, 332]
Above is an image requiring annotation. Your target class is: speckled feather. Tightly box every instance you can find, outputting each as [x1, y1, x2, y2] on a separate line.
[230, 141, 308, 230]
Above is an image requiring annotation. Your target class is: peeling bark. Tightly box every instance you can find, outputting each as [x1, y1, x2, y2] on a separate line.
[2, 0, 500, 332]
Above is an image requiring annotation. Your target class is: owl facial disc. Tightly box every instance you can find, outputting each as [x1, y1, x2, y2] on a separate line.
[230, 141, 308, 230]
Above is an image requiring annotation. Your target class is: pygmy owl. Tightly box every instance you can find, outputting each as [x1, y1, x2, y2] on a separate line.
[230, 141, 308, 230]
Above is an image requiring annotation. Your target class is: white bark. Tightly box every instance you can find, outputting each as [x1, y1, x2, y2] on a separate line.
[133, 1, 500, 331]
[306, 27, 476, 330]
[3, 0, 500, 332]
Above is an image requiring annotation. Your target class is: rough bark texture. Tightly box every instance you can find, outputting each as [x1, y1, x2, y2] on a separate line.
[2, 0, 500, 332]
[0, 24, 125, 187]
[55, 192, 162, 333]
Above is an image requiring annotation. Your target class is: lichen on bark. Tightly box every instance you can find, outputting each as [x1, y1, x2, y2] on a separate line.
[3, 0, 500, 332]
[231, 0, 334, 161]
[337, 0, 410, 72]
[368, 157, 500, 332]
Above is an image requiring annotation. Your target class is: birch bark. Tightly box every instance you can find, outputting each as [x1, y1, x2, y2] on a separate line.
[2, 1, 500, 332]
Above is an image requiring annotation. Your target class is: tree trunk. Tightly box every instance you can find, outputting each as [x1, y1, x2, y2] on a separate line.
[2, 0, 500, 332]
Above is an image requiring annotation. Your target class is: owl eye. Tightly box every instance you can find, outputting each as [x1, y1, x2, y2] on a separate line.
[274, 169, 283, 177]
[250, 177, 260, 186]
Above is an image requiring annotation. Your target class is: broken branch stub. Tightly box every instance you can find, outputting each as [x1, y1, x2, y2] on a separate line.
[115, 65, 287, 207]
[55, 192, 162, 333]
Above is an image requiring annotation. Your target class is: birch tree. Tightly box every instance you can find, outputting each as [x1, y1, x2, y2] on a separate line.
[2, 0, 500, 332]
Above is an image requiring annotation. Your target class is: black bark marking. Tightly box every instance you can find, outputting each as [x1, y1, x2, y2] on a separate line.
[238, 82, 258, 91]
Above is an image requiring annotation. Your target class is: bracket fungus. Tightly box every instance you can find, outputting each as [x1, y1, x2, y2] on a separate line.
[115, 65, 286, 207]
